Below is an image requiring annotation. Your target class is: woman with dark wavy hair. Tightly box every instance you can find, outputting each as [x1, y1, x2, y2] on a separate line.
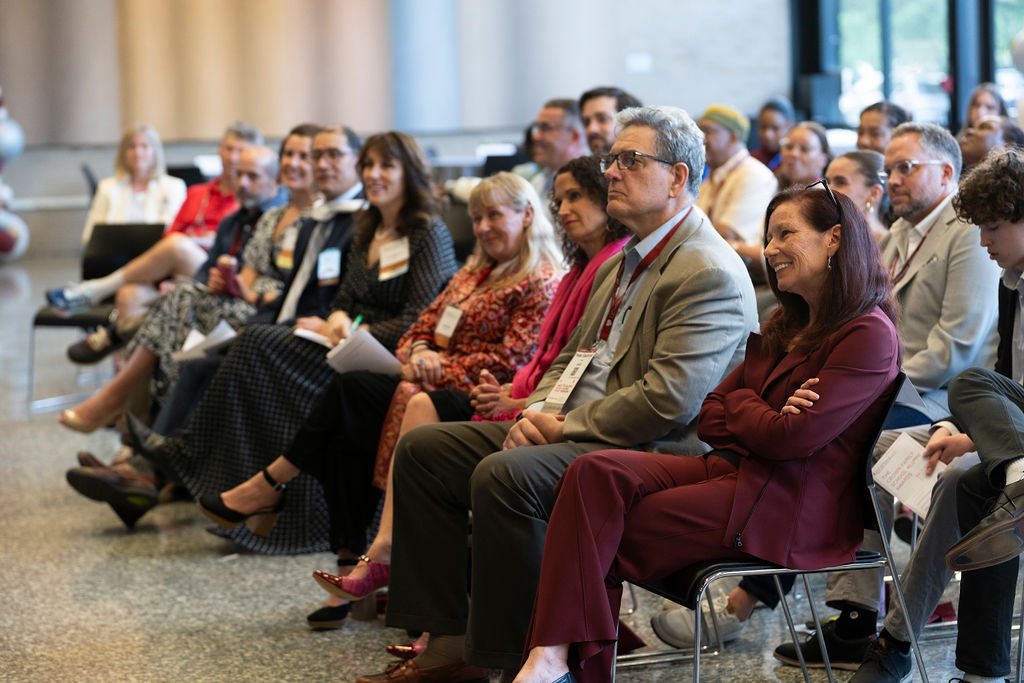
[516, 183, 901, 683]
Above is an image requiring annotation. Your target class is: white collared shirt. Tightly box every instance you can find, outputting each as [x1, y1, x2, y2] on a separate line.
[889, 193, 953, 271]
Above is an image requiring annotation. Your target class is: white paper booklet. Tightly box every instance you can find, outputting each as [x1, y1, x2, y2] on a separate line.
[325, 328, 401, 375]
[872, 431, 947, 518]
[292, 327, 333, 348]
[170, 320, 237, 361]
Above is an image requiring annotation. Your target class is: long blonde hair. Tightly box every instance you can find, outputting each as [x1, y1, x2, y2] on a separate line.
[467, 172, 565, 286]
[114, 124, 167, 182]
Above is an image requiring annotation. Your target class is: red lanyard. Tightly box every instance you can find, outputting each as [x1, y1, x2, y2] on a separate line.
[889, 220, 938, 285]
[598, 209, 689, 341]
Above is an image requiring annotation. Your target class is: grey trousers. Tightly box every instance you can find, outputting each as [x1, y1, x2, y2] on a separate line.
[824, 425, 979, 642]
[947, 367, 1024, 676]
[385, 419, 607, 670]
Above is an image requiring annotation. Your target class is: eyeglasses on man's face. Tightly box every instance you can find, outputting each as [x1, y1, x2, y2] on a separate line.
[599, 149, 675, 173]
[882, 159, 945, 178]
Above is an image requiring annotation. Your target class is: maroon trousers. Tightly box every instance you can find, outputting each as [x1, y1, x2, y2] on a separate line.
[525, 450, 750, 682]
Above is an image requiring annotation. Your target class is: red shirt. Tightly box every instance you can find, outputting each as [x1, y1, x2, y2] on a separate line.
[164, 178, 238, 249]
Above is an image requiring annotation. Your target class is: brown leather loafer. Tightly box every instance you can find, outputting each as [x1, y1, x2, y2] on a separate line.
[355, 659, 489, 683]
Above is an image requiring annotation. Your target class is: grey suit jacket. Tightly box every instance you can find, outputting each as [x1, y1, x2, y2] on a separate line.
[880, 197, 1000, 418]
[527, 206, 759, 455]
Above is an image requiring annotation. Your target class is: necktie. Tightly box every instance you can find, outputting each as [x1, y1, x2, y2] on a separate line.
[276, 221, 327, 322]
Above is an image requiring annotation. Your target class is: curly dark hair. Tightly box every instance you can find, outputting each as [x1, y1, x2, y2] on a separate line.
[353, 131, 444, 249]
[548, 156, 630, 267]
[954, 147, 1024, 226]
[761, 186, 898, 357]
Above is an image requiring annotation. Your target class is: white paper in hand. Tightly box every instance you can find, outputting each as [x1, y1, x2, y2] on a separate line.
[293, 327, 334, 348]
[170, 320, 237, 361]
[872, 431, 947, 518]
[325, 328, 401, 375]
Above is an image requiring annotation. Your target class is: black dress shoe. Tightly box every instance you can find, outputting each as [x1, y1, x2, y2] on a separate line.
[125, 412, 183, 479]
[306, 602, 351, 630]
[946, 479, 1024, 571]
[65, 464, 159, 529]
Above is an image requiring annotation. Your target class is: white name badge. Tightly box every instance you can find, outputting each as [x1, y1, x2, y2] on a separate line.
[275, 229, 298, 271]
[378, 236, 411, 281]
[317, 247, 341, 285]
[434, 305, 464, 349]
[541, 347, 598, 414]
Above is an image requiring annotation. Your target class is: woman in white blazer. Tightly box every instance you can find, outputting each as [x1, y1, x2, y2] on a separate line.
[81, 124, 187, 243]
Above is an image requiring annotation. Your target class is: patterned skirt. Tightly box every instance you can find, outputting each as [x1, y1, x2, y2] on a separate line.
[131, 282, 256, 405]
[163, 322, 338, 554]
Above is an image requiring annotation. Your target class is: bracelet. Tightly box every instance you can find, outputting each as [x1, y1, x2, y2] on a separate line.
[411, 340, 431, 353]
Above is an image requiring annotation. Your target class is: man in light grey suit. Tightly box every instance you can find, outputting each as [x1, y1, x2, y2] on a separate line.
[356, 105, 759, 683]
[770, 122, 1002, 674]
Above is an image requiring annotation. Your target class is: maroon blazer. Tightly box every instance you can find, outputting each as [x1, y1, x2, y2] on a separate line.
[697, 307, 900, 570]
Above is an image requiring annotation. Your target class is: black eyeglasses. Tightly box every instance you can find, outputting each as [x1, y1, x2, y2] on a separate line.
[599, 150, 675, 173]
[805, 177, 844, 224]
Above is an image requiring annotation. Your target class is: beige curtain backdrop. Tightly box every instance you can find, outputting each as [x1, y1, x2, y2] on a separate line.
[0, 0, 392, 145]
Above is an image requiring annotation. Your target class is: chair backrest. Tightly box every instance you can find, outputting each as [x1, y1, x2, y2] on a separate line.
[859, 371, 908, 529]
[440, 195, 477, 264]
[81, 223, 165, 280]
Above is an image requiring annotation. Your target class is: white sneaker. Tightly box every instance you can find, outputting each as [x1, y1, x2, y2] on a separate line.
[650, 597, 748, 648]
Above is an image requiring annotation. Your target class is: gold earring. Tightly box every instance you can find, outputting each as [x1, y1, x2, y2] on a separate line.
[865, 200, 872, 213]
[827, 254, 833, 271]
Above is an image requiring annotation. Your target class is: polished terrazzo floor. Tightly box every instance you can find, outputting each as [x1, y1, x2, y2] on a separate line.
[0, 256, 1001, 681]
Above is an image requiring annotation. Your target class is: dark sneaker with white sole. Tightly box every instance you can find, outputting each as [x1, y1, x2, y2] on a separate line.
[849, 638, 912, 682]
[772, 619, 874, 671]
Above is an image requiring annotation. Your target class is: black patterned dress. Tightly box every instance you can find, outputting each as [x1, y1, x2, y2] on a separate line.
[130, 205, 302, 403]
[161, 219, 457, 554]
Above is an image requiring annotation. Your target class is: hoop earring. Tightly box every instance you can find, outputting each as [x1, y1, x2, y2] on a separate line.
[827, 254, 833, 271]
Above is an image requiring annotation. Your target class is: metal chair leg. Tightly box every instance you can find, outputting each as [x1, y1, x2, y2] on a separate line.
[802, 574, 835, 683]
[872, 484, 930, 683]
[775, 575, 812, 683]
[1016, 578, 1023, 683]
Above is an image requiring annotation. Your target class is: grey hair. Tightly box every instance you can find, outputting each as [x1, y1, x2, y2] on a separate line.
[224, 120, 264, 146]
[615, 105, 705, 197]
[892, 121, 962, 179]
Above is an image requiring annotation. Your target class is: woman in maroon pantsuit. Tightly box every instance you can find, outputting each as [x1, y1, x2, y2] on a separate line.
[515, 183, 903, 683]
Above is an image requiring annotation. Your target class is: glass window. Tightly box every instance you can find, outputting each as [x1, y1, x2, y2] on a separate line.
[995, 0, 1024, 120]
[838, 0, 883, 126]
[837, 0, 950, 126]
[890, 1, 950, 124]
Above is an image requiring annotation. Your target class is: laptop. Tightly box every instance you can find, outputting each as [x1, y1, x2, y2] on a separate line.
[81, 223, 166, 280]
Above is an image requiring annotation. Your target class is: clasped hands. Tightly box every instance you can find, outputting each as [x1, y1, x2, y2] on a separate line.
[503, 409, 566, 450]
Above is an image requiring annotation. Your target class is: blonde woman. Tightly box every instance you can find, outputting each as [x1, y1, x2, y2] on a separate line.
[81, 124, 186, 244]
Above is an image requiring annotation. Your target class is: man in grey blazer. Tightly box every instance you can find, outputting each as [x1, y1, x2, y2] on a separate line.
[356, 105, 759, 683]
[770, 122, 1002, 673]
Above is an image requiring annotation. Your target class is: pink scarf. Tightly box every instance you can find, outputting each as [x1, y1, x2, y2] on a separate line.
[510, 238, 628, 398]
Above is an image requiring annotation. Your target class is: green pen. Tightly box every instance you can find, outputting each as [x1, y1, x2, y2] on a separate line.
[350, 314, 363, 335]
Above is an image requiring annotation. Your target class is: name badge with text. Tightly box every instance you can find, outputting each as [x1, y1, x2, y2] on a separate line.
[541, 347, 598, 414]
[378, 236, 411, 281]
[317, 248, 341, 286]
[275, 229, 298, 271]
[434, 305, 464, 349]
